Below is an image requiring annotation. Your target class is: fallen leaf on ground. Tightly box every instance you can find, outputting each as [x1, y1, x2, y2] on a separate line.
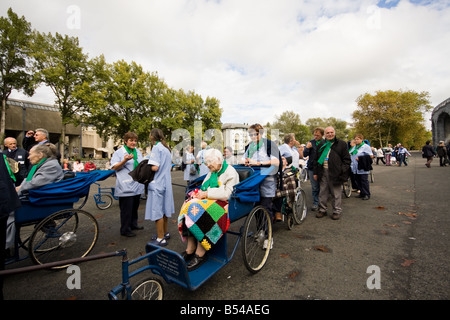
[289, 271, 299, 279]
[383, 224, 400, 227]
[313, 245, 329, 252]
[280, 253, 290, 258]
[374, 206, 385, 210]
[401, 258, 416, 267]
[398, 212, 417, 218]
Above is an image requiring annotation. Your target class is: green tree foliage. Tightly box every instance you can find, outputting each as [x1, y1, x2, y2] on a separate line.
[352, 90, 432, 148]
[32, 31, 88, 155]
[75, 56, 222, 146]
[0, 8, 35, 140]
[267, 110, 310, 144]
[305, 117, 350, 141]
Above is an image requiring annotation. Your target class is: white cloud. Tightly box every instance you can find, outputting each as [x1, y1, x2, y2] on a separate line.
[2, 0, 449, 130]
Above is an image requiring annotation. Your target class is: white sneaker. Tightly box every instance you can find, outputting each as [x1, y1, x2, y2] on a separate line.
[263, 238, 273, 249]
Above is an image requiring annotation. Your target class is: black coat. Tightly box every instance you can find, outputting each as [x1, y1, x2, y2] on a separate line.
[313, 139, 351, 185]
[0, 156, 21, 218]
[422, 144, 435, 158]
[3, 147, 30, 185]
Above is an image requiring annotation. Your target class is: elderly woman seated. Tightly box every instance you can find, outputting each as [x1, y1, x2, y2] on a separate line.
[16, 143, 64, 197]
[178, 148, 239, 271]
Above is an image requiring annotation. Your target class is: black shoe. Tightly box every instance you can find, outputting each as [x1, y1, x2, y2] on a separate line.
[362, 195, 370, 200]
[181, 251, 195, 262]
[187, 254, 207, 271]
[121, 232, 136, 237]
[132, 226, 144, 230]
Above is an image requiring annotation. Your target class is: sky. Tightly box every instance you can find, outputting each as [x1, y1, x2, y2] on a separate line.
[2, 0, 450, 129]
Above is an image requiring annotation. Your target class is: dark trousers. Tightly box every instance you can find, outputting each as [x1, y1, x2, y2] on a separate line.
[119, 195, 141, 235]
[260, 197, 274, 219]
[0, 214, 7, 300]
[355, 174, 370, 197]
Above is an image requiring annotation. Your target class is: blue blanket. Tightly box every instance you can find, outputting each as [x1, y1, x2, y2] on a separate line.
[28, 170, 115, 206]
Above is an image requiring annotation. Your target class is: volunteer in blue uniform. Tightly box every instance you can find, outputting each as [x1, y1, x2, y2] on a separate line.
[145, 128, 175, 246]
[111, 132, 145, 237]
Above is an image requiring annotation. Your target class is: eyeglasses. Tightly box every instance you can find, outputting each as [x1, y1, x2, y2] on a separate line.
[249, 133, 259, 137]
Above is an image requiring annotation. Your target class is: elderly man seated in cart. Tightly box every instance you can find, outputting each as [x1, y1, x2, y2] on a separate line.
[178, 148, 239, 271]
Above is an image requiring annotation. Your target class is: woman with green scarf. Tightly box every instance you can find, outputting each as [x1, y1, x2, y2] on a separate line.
[178, 148, 240, 271]
[111, 132, 145, 237]
[349, 134, 373, 200]
[16, 143, 64, 196]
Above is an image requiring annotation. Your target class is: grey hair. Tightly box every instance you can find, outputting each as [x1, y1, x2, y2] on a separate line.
[31, 143, 57, 159]
[204, 148, 223, 165]
[35, 128, 49, 138]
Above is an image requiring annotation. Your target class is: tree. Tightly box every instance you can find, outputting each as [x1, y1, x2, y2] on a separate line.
[352, 90, 432, 148]
[32, 31, 88, 156]
[305, 117, 350, 141]
[76, 57, 169, 144]
[0, 8, 35, 140]
[268, 110, 310, 143]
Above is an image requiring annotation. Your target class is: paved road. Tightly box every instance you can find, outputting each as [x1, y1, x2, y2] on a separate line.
[2, 151, 449, 301]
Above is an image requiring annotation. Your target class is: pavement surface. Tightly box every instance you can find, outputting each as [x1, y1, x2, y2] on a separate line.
[2, 151, 449, 302]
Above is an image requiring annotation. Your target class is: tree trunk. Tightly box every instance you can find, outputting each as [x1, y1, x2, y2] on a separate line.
[60, 122, 66, 159]
[1, 98, 7, 143]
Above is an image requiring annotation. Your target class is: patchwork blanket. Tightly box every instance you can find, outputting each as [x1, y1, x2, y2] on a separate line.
[178, 198, 230, 251]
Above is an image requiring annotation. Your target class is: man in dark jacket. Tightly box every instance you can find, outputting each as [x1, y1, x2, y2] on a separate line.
[1, 154, 21, 299]
[313, 127, 351, 220]
[303, 127, 324, 211]
[3, 137, 30, 185]
[422, 140, 436, 168]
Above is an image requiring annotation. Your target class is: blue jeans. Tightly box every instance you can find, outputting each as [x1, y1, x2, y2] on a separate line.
[308, 170, 320, 206]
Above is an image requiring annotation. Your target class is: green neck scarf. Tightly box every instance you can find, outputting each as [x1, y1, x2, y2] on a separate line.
[247, 139, 264, 159]
[26, 158, 47, 181]
[201, 161, 228, 191]
[350, 142, 365, 155]
[124, 145, 138, 169]
[318, 139, 335, 165]
[3, 154, 16, 182]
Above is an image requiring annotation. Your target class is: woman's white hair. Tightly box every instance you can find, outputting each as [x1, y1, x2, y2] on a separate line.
[204, 148, 223, 164]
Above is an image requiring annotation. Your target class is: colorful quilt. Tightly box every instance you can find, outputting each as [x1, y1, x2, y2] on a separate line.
[178, 198, 230, 251]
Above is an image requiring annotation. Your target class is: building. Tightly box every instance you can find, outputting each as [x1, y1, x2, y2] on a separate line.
[431, 97, 450, 146]
[3, 98, 115, 159]
[221, 123, 250, 155]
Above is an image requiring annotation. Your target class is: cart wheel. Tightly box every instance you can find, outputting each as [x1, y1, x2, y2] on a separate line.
[29, 209, 99, 268]
[343, 178, 352, 198]
[242, 205, 272, 274]
[14, 221, 36, 251]
[299, 168, 308, 182]
[293, 188, 308, 224]
[95, 194, 113, 210]
[131, 277, 164, 300]
[287, 214, 294, 230]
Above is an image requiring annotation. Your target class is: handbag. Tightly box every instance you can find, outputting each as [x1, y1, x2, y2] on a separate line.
[128, 159, 155, 184]
[189, 164, 198, 175]
[5, 157, 19, 173]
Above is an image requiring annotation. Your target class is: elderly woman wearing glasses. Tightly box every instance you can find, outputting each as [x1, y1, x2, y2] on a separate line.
[178, 148, 239, 271]
[16, 143, 64, 196]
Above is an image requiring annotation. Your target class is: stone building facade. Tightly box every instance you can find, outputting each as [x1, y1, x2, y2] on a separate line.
[431, 97, 450, 145]
[3, 98, 115, 159]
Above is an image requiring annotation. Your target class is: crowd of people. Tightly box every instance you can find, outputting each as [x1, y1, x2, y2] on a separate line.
[2, 124, 450, 278]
